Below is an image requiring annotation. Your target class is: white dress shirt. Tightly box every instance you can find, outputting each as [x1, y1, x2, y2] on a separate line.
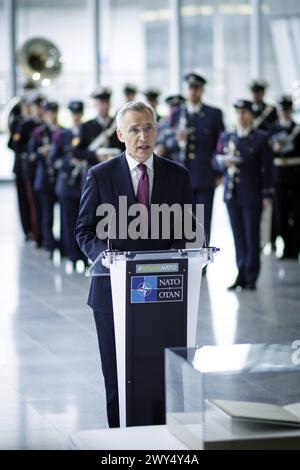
[125, 152, 154, 199]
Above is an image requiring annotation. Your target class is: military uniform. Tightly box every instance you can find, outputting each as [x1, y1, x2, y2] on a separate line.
[28, 102, 62, 255]
[52, 101, 87, 264]
[144, 89, 161, 122]
[7, 107, 32, 238]
[169, 73, 224, 243]
[249, 80, 278, 132]
[156, 94, 186, 161]
[73, 88, 124, 170]
[9, 100, 45, 245]
[270, 96, 300, 259]
[215, 100, 273, 289]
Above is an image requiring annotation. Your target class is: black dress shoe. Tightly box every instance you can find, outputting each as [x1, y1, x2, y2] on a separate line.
[244, 283, 256, 291]
[227, 281, 245, 291]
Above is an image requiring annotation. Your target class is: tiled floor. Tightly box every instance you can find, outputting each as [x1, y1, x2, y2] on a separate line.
[0, 182, 299, 449]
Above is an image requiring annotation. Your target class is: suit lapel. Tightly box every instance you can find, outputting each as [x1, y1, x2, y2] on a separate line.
[151, 154, 165, 204]
[114, 153, 136, 206]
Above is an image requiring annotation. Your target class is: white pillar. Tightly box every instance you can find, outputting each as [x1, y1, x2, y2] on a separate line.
[6, 0, 17, 99]
[250, 0, 262, 78]
[89, 0, 101, 87]
[169, 0, 182, 93]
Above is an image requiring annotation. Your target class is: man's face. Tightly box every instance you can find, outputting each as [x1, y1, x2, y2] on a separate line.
[278, 107, 292, 121]
[30, 103, 44, 120]
[72, 111, 83, 126]
[125, 92, 136, 102]
[94, 99, 110, 117]
[45, 110, 58, 125]
[251, 89, 264, 103]
[117, 109, 157, 163]
[236, 108, 254, 128]
[187, 85, 204, 104]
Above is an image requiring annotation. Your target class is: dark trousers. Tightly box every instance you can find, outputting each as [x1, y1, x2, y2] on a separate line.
[274, 184, 300, 258]
[93, 308, 120, 428]
[59, 196, 83, 262]
[39, 190, 56, 253]
[194, 188, 215, 245]
[15, 173, 31, 236]
[227, 202, 262, 284]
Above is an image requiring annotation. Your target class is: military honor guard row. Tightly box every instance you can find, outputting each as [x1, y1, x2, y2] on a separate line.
[8, 76, 300, 288]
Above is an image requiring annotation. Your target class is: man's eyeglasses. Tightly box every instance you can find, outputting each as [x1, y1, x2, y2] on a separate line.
[128, 123, 156, 136]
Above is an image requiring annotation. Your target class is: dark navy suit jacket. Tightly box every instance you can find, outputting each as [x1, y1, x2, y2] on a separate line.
[75, 152, 194, 310]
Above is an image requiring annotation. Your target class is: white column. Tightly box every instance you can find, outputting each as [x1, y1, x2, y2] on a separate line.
[6, 0, 17, 98]
[169, 0, 182, 93]
[250, 0, 262, 78]
[89, 0, 101, 87]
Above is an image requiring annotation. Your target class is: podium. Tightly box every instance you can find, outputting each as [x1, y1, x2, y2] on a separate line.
[86, 247, 219, 427]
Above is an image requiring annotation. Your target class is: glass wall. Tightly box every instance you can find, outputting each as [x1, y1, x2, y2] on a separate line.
[180, 0, 251, 125]
[1, 0, 300, 180]
[100, 0, 170, 108]
[262, 0, 300, 99]
[15, 0, 93, 104]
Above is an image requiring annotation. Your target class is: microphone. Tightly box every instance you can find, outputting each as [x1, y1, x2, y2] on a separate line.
[185, 206, 208, 249]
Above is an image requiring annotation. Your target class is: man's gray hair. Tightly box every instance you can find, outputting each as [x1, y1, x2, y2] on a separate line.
[116, 100, 157, 129]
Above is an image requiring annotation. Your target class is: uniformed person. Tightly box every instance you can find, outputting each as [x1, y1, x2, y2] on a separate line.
[155, 94, 186, 161]
[123, 84, 138, 103]
[144, 88, 161, 121]
[270, 95, 300, 259]
[169, 72, 224, 244]
[73, 87, 125, 170]
[12, 95, 47, 247]
[249, 80, 278, 131]
[7, 98, 32, 240]
[28, 101, 63, 257]
[215, 100, 273, 290]
[53, 100, 87, 266]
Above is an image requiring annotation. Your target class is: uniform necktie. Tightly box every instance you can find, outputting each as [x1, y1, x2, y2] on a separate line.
[136, 163, 149, 208]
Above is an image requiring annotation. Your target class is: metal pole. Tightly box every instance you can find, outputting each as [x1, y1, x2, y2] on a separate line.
[250, 0, 262, 78]
[6, 0, 17, 99]
[169, 0, 182, 93]
[90, 0, 100, 87]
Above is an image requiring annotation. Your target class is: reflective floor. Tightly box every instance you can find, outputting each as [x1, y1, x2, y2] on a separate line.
[0, 182, 299, 449]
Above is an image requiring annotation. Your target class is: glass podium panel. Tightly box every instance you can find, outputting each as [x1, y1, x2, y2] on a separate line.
[85, 247, 220, 277]
[165, 343, 300, 449]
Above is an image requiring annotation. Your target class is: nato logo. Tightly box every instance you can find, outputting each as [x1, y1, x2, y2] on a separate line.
[131, 276, 157, 303]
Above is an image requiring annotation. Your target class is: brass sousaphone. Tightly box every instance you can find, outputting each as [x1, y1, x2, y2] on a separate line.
[17, 36, 63, 88]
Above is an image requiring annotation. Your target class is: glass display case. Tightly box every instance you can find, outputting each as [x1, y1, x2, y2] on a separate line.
[165, 343, 300, 449]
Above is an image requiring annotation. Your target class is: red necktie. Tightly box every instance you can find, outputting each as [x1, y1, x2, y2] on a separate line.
[136, 163, 149, 208]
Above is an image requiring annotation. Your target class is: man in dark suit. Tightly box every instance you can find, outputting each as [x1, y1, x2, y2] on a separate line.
[214, 99, 273, 290]
[75, 101, 194, 427]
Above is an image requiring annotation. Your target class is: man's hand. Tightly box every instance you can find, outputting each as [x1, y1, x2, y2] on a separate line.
[263, 197, 272, 209]
[272, 141, 283, 153]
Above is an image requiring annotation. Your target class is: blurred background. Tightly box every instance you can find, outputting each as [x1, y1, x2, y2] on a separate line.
[1, 0, 300, 179]
[0, 0, 300, 450]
